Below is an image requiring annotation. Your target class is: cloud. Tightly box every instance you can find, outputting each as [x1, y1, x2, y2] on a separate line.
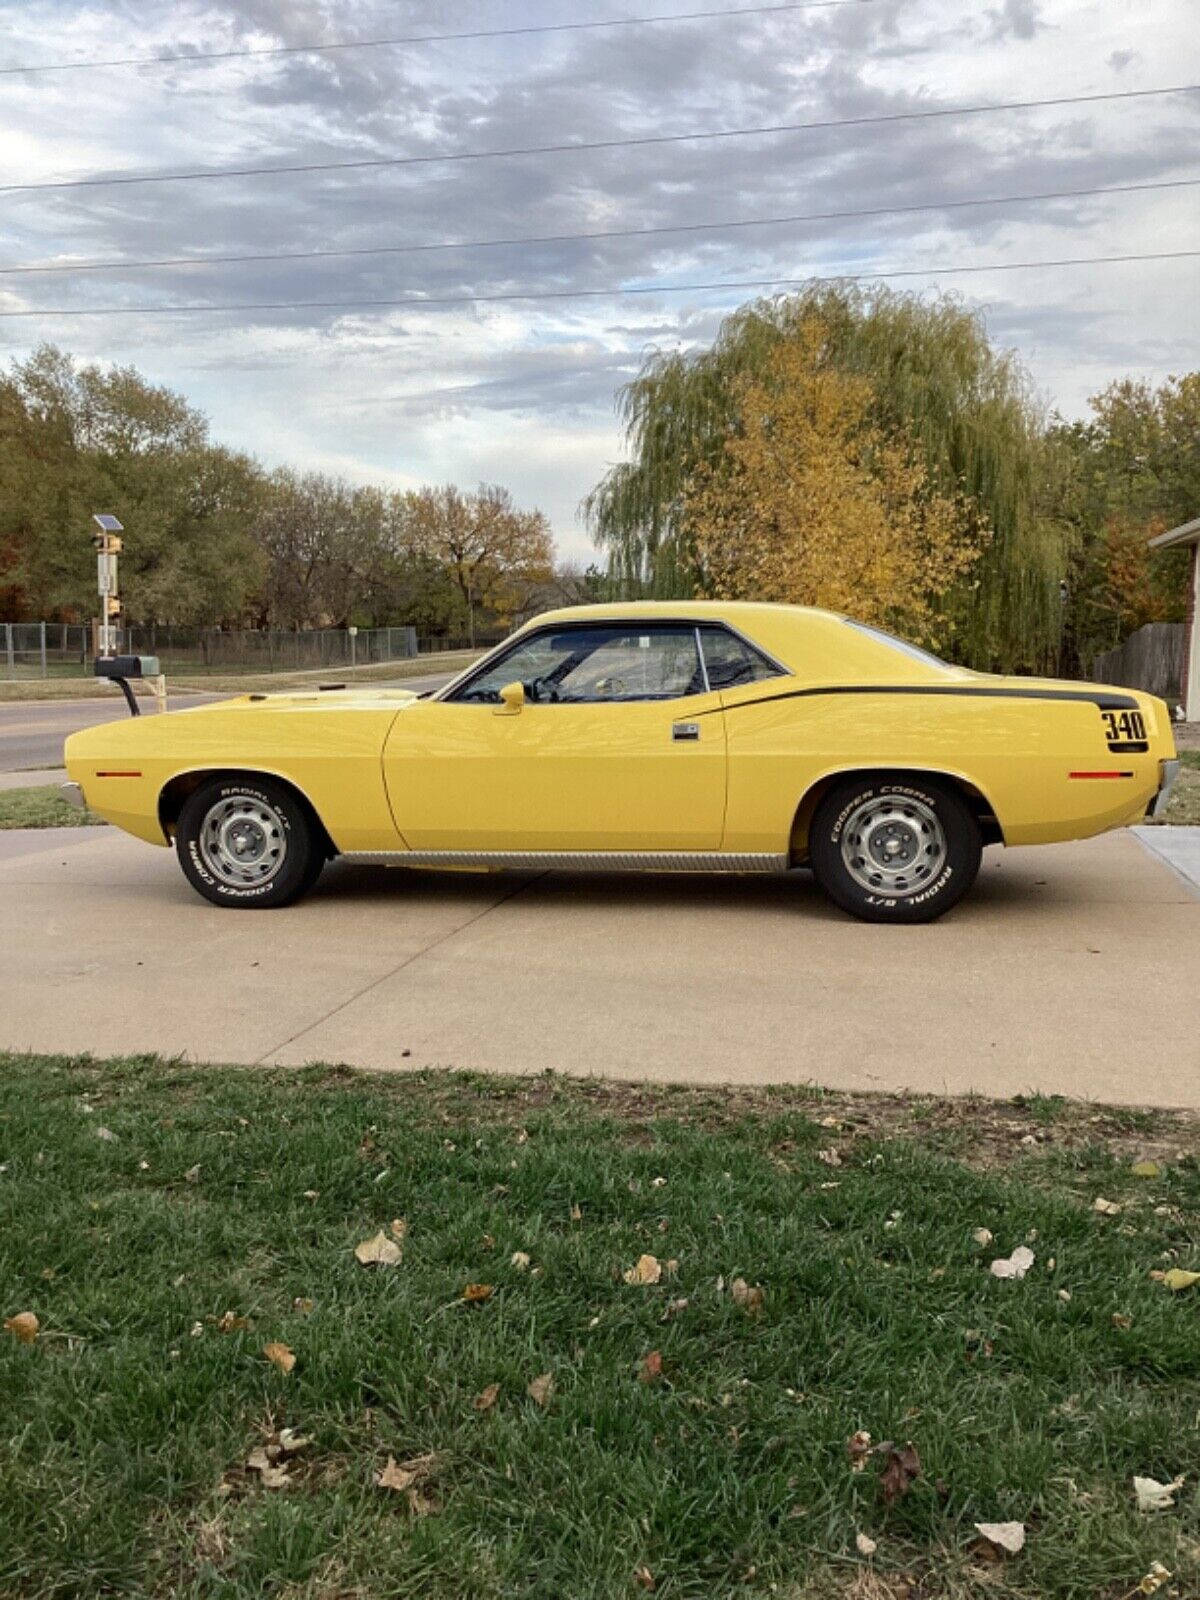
[984, 0, 1046, 41]
[1, 0, 1196, 555]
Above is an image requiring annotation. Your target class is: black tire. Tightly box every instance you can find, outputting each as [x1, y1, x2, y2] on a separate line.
[808, 774, 982, 924]
[176, 775, 320, 909]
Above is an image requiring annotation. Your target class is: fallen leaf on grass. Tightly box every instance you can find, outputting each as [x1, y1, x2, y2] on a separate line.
[1134, 1474, 1185, 1513]
[96, 1126, 117, 1143]
[855, 1532, 877, 1557]
[292, 1297, 315, 1315]
[510, 1251, 531, 1271]
[989, 1246, 1035, 1280]
[1112, 1312, 1133, 1331]
[246, 1447, 290, 1489]
[474, 1383, 501, 1412]
[1093, 1197, 1122, 1216]
[730, 1278, 764, 1315]
[661, 1297, 689, 1322]
[354, 1231, 402, 1268]
[847, 1430, 873, 1472]
[623, 1254, 662, 1286]
[1131, 1160, 1162, 1178]
[974, 1521, 1026, 1554]
[816, 1148, 842, 1167]
[462, 1283, 494, 1303]
[1161, 1269, 1200, 1293]
[277, 1428, 311, 1453]
[377, 1452, 439, 1497]
[263, 1341, 296, 1375]
[639, 1351, 664, 1384]
[4, 1312, 38, 1344]
[1137, 1560, 1173, 1593]
[633, 1566, 656, 1591]
[216, 1311, 250, 1334]
[183, 1164, 201, 1183]
[527, 1372, 554, 1407]
[879, 1443, 921, 1505]
[972, 1228, 994, 1246]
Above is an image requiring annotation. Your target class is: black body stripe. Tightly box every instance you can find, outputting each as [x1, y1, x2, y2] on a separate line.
[697, 683, 1142, 716]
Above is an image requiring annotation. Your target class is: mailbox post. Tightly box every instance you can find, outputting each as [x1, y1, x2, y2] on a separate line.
[90, 514, 167, 714]
[92, 513, 124, 657]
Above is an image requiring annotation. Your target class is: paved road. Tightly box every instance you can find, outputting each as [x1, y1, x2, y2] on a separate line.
[0, 675, 453, 772]
[1, 827, 1196, 1105]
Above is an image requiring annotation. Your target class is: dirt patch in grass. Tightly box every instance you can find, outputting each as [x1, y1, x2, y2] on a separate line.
[292, 1062, 1200, 1172]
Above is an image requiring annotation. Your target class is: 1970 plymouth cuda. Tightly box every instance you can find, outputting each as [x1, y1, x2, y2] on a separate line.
[63, 601, 1180, 923]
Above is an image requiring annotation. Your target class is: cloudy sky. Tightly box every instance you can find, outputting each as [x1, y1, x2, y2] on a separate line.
[1, 0, 1196, 561]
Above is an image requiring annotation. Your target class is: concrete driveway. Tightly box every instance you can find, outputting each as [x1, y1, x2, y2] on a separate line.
[1, 826, 1196, 1105]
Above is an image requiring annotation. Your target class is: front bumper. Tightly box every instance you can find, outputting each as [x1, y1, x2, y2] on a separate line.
[1148, 758, 1182, 818]
[61, 781, 86, 812]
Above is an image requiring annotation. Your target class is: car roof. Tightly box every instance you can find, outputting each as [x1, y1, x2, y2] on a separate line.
[508, 601, 965, 685]
[530, 600, 836, 627]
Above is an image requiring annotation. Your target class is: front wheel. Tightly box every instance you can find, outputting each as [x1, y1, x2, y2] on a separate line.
[176, 776, 322, 909]
[808, 775, 981, 924]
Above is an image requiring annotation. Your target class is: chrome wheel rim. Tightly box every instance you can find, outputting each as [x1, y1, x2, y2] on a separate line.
[839, 793, 946, 898]
[198, 795, 287, 889]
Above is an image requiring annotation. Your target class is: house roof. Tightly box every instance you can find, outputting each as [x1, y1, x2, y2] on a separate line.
[1149, 515, 1200, 550]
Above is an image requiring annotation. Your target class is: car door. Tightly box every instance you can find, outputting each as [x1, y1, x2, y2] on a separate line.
[382, 622, 727, 852]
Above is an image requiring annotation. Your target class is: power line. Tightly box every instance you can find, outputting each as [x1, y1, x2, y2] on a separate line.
[4, 176, 1195, 277]
[0, 1, 884, 76]
[4, 84, 1194, 196]
[1, 248, 1194, 318]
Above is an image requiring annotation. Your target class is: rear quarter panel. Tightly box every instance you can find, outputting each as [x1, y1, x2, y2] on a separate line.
[717, 684, 1169, 853]
[64, 700, 403, 851]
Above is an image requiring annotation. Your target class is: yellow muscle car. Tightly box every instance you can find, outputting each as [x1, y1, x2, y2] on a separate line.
[63, 601, 1180, 923]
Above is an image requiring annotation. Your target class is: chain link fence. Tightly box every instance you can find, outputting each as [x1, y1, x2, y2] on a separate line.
[2, 622, 500, 680]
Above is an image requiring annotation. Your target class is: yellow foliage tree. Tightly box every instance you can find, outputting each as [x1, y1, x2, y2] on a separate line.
[685, 320, 987, 645]
[404, 483, 554, 641]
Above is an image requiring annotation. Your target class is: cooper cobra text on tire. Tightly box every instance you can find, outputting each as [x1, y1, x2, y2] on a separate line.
[807, 775, 982, 924]
[175, 776, 322, 909]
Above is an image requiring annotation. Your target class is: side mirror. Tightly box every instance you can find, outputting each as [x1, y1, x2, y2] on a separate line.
[493, 680, 525, 717]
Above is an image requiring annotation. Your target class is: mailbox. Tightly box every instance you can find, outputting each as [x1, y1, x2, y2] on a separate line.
[94, 654, 163, 717]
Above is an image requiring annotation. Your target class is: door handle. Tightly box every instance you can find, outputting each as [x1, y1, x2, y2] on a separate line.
[672, 723, 700, 742]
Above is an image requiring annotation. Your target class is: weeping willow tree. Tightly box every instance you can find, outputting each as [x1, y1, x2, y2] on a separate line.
[583, 283, 1071, 671]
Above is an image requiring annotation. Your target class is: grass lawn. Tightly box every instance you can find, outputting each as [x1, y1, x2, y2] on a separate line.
[1, 1056, 1197, 1599]
[0, 784, 105, 829]
[1146, 750, 1200, 826]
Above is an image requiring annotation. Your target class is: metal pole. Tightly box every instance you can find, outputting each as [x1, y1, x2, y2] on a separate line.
[3, 622, 13, 679]
[39, 620, 47, 678]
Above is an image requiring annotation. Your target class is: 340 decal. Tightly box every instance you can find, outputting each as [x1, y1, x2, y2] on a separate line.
[1101, 708, 1147, 746]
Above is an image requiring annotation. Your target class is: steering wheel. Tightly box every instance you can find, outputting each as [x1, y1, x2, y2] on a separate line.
[527, 676, 560, 704]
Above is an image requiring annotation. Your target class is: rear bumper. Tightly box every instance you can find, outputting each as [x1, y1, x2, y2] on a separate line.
[1148, 758, 1181, 818]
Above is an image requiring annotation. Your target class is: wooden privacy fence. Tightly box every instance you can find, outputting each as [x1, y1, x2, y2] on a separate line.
[1093, 622, 1186, 702]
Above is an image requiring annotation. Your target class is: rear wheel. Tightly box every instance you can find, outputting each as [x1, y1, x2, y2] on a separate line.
[808, 775, 981, 924]
[176, 776, 321, 909]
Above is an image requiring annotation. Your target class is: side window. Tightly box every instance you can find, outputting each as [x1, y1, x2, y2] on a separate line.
[698, 625, 781, 690]
[453, 626, 705, 704]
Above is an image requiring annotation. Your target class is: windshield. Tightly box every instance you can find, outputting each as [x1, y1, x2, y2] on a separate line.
[844, 621, 959, 674]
